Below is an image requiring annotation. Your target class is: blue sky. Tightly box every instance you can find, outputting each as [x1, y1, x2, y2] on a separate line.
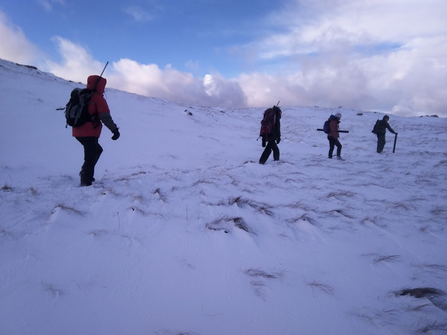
[1, 0, 447, 116]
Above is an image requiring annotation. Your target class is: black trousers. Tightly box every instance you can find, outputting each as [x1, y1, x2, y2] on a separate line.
[76, 137, 103, 184]
[377, 134, 386, 153]
[328, 136, 342, 158]
[259, 140, 280, 164]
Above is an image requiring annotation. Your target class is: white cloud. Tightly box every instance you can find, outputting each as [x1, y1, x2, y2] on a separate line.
[124, 6, 155, 22]
[0, 12, 41, 64]
[37, 0, 65, 11]
[109, 59, 246, 107]
[44, 37, 104, 83]
[234, 0, 447, 115]
[1, 2, 446, 116]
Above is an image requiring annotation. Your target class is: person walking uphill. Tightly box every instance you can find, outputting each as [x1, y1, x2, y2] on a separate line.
[73, 75, 120, 186]
[259, 105, 282, 164]
[374, 115, 397, 153]
[327, 112, 344, 160]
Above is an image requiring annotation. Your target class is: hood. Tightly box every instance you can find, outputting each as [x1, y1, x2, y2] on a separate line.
[87, 75, 107, 94]
[382, 115, 389, 121]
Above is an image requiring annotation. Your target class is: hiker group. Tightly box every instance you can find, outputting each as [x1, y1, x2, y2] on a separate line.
[65, 64, 398, 185]
[257, 106, 398, 164]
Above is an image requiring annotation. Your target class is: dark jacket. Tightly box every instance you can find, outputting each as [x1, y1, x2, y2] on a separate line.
[376, 116, 396, 135]
[72, 75, 118, 138]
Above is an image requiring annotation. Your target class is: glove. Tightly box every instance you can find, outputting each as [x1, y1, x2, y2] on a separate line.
[262, 138, 266, 147]
[276, 138, 281, 144]
[111, 128, 120, 140]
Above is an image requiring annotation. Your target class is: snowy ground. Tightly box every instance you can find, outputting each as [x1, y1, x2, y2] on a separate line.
[1, 58, 447, 335]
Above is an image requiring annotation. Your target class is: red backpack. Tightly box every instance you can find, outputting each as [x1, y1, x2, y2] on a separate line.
[259, 108, 277, 136]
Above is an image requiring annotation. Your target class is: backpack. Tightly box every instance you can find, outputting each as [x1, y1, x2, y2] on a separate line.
[65, 88, 96, 127]
[372, 120, 379, 134]
[323, 120, 330, 134]
[259, 107, 277, 136]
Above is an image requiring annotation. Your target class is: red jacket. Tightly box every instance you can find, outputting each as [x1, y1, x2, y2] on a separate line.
[72, 75, 114, 138]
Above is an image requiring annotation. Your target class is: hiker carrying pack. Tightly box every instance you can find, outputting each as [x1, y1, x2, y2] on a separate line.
[65, 62, 109, 128]
[68, 63, 120, 187]
[259, 105, 282, 164]
[374, 115, 397, 153]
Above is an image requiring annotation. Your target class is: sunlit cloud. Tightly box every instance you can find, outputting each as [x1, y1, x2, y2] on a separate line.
[1, 1, 446, 116]
[45, 36, 104, 83]
[0, 12, 41, 64]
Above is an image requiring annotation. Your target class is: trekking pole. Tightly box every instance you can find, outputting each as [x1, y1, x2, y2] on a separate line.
[393, 133, 398, 153]
[317, 129, 349, 133]
[99, 61, 109, 77]
[92, 61, 109, 92]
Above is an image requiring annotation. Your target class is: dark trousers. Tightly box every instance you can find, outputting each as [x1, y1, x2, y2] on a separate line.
[328, 137, 342, 158]
[377, 134, 386, 153]
[259, 140, 280, 164]
[76, 137, 103, 185]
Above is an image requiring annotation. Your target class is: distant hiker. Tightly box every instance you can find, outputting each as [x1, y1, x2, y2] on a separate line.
[259, 105, 282, 164]
[73, 75, 120, 186]
[327, 112, 344, 160]
[373, 115, 397, 153]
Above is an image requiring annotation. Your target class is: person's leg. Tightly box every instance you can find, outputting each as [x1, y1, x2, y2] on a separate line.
[377, 134, 385, 153]
[272, 141, 280, 161]
[94, 143, 103, 167]
[76, 137, 98, 186]
[328, 137, 335, 158]
[335, 139, 342, 157]
[259, 141, 274, 164]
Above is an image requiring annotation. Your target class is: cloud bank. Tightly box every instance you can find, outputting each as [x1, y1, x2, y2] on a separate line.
[1, 0, 446, 117]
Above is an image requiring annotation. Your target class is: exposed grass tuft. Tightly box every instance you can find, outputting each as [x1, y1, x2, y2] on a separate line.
[218, 196, 274, 216]
[395, 287, 447, 311]
[1, 184, 13, 192]
[43, 283, 63, 296]
[53, 203, 86, 216]
[373, 254, 401, 264]
[206, 215, 251, 233]
[245, 268, 282, 279]
[153, 188, 168, 202]
[327, 190, 356, 199]
[416, 321, 447, 333]
[325, 208, 355, 219]
[287, 214, 319, 226]
[308, 280, 335, 295]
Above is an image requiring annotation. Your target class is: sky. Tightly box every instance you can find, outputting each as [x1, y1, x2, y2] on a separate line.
[1, 0, 447, 116]
[1, 58, 447, 335]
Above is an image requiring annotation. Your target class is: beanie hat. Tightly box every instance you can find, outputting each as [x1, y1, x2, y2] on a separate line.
[335, 112, 342, 119]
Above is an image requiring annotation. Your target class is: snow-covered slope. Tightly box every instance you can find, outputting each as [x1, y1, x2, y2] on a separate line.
[1, 58, 446, 335]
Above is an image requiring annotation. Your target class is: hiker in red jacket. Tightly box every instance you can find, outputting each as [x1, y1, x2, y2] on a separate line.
[73, 75, 120, 186]
[327, 112, 344, 160]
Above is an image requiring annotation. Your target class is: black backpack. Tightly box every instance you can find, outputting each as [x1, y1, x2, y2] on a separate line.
[65, 63, 108, 128]
[372, 120, 380, 134]
[65, 88, 96, 127]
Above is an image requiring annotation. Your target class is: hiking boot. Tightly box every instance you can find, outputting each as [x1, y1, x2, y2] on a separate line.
[79, 171, 95, 182]
[80, 179, 92, 187]
[336, 156, 345, 161]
